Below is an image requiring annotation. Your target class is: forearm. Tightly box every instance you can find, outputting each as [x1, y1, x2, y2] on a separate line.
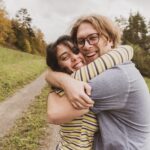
[45, 68, 74, 88]
[47, 92, 89, 125]
[71, 45, 133, 82]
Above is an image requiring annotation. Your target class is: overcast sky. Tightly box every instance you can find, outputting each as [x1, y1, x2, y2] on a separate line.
[3, 0, 150, 43]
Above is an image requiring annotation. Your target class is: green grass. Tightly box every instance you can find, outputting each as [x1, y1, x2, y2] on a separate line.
[0, 87, 50, 150]
[144, 77, 150, 92]
[0, 46, 46, 101]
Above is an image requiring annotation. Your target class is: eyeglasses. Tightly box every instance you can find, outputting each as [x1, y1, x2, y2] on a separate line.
[77, 33, 99, 48]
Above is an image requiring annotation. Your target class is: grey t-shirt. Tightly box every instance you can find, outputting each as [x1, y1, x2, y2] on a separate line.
[89, 62, 150, 150]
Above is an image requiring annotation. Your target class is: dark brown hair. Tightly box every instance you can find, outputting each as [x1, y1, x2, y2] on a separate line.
[46, 35, 79, 72]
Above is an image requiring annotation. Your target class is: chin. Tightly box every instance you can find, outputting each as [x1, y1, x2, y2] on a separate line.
[86, 55, 98, 64]
[86, 58, 95, 64]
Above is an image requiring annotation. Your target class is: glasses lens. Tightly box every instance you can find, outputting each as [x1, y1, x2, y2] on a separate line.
[88, 33, 99, 45]
[77, 33, 99, 48]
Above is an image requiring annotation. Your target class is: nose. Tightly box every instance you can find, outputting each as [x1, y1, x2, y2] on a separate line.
[71, 54, 79, 62]
[83, 40, 92, 51]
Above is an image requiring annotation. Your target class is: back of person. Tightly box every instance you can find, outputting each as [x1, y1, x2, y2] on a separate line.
[90, 62, 150, 150]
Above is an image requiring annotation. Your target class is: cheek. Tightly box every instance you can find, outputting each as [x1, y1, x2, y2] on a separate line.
[78, 54, 85, 63]
[62, 61, 72, 70]
[99, 38, 107, 47]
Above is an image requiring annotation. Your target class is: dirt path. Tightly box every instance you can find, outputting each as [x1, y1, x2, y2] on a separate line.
[48, 124, 60, 150]
[39, 124, 60, 150]
[0, 72, 47, 138]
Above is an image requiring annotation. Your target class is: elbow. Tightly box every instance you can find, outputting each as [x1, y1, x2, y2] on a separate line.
[47, 110, 62, 125]
[45, 74, 49, 84]
[45, 69, 52, 84]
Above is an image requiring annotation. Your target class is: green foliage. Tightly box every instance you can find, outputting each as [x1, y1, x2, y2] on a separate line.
[121, 12, 150, 51]
[144, 77, 150, 92]
[31, 28, 47, 56]
[115, 12, 150, 78]
[23, 39, 32, 53]
[131, 44, 150, 77]
[0, 46, 46, 101]
[0, 87, 50, 150]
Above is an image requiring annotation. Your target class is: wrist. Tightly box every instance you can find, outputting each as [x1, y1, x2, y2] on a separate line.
[60, 76, 74, 90]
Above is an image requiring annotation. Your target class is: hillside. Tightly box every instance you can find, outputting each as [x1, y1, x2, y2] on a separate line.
[0, 46, 46, 101]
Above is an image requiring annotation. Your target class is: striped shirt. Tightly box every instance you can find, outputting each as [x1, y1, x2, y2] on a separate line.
[56, 45, 133, 150]
[59, 111, 98, 150]
[56, 45, 133, 94]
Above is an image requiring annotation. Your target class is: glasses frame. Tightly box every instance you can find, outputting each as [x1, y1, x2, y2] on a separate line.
[77, 33, 99, 48]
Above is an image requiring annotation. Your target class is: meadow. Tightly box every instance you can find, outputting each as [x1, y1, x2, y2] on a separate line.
[0, 87, 50, 150]
[0, 47, 46, 101]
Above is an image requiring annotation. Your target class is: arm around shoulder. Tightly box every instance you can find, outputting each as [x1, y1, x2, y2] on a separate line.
[45, 68, 72, 88]
[47, 92, 89, 125]
[89, 67, 129, 113]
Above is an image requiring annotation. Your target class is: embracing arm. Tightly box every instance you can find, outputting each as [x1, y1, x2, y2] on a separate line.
[89, 67, 129, 113]
[71, 45, 133, 82]
[45, 69, 94, 109]
[47, 92, 89, 125]
[46, 45, 133, 109]
[45, 68, 72, 88]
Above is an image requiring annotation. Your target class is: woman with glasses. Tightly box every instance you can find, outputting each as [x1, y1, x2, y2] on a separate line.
[46, 14, 150, 150]
[47, 35, 133, 150]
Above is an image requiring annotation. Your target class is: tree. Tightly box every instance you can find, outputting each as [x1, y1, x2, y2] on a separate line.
[15, 8, 34, 37]
[115, 16, 128, 32]
[0, 6, 46, 55]
[0, 8, 13, 45]
[33, 28, 46, 55]
[122, 12, 149, 50]
[12, 8, 35, 52]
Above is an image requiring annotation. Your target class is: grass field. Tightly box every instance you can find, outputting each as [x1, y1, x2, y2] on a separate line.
[0, 87, 50, 150]
[0, 46, 46, 101]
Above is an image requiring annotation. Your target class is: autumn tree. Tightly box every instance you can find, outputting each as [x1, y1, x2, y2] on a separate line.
[32, 28, 46, 55]
[11, 8, 46, 55]
[0, 8, 14, 45]
[0, 5, 46, 55]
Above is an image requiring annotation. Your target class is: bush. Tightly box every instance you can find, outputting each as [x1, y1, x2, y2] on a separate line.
[132, 44, 150, 77]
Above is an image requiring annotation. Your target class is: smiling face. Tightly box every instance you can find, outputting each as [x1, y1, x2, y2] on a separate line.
[56, 43, 85, 74]
[77, 22, 113, 64]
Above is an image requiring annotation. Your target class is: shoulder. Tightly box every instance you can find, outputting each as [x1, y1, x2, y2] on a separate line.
[88, 62, 131, 86]
[88, 63, 132, 99]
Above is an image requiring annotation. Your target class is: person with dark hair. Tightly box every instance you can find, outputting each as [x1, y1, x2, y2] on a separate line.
[46, 35, 81, 73]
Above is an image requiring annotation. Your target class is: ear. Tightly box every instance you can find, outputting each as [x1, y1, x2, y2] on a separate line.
[107, 40, 113, 48]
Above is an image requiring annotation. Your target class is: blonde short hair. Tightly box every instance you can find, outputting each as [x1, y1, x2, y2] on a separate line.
[70, 14, 122, 48]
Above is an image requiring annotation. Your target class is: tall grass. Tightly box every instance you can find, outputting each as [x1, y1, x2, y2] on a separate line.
[0, 47, 46, 101]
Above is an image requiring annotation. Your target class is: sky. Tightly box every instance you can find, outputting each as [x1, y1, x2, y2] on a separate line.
[3, 0, 150, 43]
